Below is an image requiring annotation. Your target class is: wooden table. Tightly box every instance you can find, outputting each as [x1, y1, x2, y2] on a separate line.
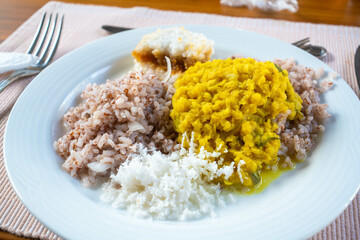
[1, 0, 360, 43]
[0, 0, 359, 239]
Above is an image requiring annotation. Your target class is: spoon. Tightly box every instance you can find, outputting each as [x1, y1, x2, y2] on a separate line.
[302, 44, 328, 59]
[292, 38, 327, 59]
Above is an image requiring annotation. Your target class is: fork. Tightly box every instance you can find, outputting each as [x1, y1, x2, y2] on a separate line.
[0, 12, 64, 94]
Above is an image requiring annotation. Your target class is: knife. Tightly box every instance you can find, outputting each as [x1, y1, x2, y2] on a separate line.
[355, 45, 360, 90]
[102, 25, 133, 34]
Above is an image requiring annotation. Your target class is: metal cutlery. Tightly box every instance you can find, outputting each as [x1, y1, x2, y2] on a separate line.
[0, 12, 64, 94]
[355, 45, 360, 90]
[102, 25, 132, 34]
[292, 37, 327, 59]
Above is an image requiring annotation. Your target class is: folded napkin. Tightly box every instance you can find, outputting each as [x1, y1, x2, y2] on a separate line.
[0, 53, 39, 74]
[0, 1, 359, 239]
[220, 0, 299, 12]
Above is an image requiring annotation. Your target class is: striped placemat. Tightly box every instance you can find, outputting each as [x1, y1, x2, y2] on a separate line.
[0, 1, 359, 239]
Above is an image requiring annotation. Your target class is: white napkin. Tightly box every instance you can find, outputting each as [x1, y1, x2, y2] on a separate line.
[220, 0, 299, 12]
[0, 52, 39, 74]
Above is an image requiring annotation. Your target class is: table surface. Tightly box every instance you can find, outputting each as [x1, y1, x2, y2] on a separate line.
[1, 0, 360, 43]
[0, 0, 359, 239]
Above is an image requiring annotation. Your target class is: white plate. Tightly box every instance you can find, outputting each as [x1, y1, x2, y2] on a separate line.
[4, 25, 360, 240]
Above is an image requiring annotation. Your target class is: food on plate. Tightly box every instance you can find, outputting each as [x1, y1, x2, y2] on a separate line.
[101, 133, 235, 220]
[132, 27, 214, 72]
[171, 58, 303, 187]
[273, 58, 331, 166]
[54, 27, 332, 220]
[53, 71, 179, 186]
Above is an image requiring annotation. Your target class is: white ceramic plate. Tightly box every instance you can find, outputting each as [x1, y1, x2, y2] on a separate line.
[4, 25, 360, 240]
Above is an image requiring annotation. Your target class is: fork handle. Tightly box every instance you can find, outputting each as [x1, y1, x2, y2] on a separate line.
[0, 78, 12, 94]
[0, 69, 40, 94]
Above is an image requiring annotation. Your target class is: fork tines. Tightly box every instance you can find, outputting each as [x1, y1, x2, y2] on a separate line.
[27, 12, 64, 68]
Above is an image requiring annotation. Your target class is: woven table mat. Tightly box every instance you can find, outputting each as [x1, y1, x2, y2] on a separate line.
[0, 1, 359, 239]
